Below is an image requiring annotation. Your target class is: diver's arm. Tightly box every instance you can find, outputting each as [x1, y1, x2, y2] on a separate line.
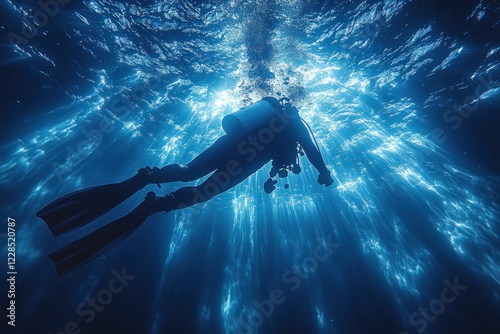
[296, 119, 334, 186]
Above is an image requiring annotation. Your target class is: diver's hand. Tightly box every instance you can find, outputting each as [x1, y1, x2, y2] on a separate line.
[264, 178, 278, 194]
[138, 166, 163, 188]
[318, 170, 334, 187]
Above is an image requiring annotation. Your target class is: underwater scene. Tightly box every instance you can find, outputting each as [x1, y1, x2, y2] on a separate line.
[1, 0, 499, 333]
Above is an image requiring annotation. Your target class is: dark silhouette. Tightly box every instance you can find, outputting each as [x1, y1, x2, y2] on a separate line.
[37, 97, 333, 275]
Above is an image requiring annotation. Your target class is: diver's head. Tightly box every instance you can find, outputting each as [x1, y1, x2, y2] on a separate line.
[280, 97, 299, 118]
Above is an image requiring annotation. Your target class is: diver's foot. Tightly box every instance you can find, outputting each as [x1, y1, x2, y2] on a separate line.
[144, 191, 157, 203]
[136, 191, 159, 216]
[150, 193, 176, 214]
[133, 166, 164, 188]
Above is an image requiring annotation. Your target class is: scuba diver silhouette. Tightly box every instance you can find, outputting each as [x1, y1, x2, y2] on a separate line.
[37, 97, 334, 275]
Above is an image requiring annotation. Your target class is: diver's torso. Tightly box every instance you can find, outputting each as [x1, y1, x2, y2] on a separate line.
[221, 113, 301, 168]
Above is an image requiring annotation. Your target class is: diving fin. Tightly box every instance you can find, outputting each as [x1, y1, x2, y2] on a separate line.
[37, 171, 149, 236]
[49, 192, 158, 276]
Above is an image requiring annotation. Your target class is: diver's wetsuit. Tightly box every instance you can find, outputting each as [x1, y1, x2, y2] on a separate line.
[37, 98, 333, 275]
[150, 97, 331, 213]
[39, 98, 334, 275]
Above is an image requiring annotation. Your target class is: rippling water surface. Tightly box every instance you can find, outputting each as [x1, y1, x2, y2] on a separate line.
[1, 0, 499, 333]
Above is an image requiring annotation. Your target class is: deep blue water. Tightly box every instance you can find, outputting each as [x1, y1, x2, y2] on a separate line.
[1, 0, 500, 333]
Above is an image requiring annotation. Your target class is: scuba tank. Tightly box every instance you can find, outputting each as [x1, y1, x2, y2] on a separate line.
[221, 96, 318, 194]
[222, 97, 282, 136]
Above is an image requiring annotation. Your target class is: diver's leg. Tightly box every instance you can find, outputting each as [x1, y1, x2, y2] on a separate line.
[145, 135, 233, 184]
[151, 157, 269, 213]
